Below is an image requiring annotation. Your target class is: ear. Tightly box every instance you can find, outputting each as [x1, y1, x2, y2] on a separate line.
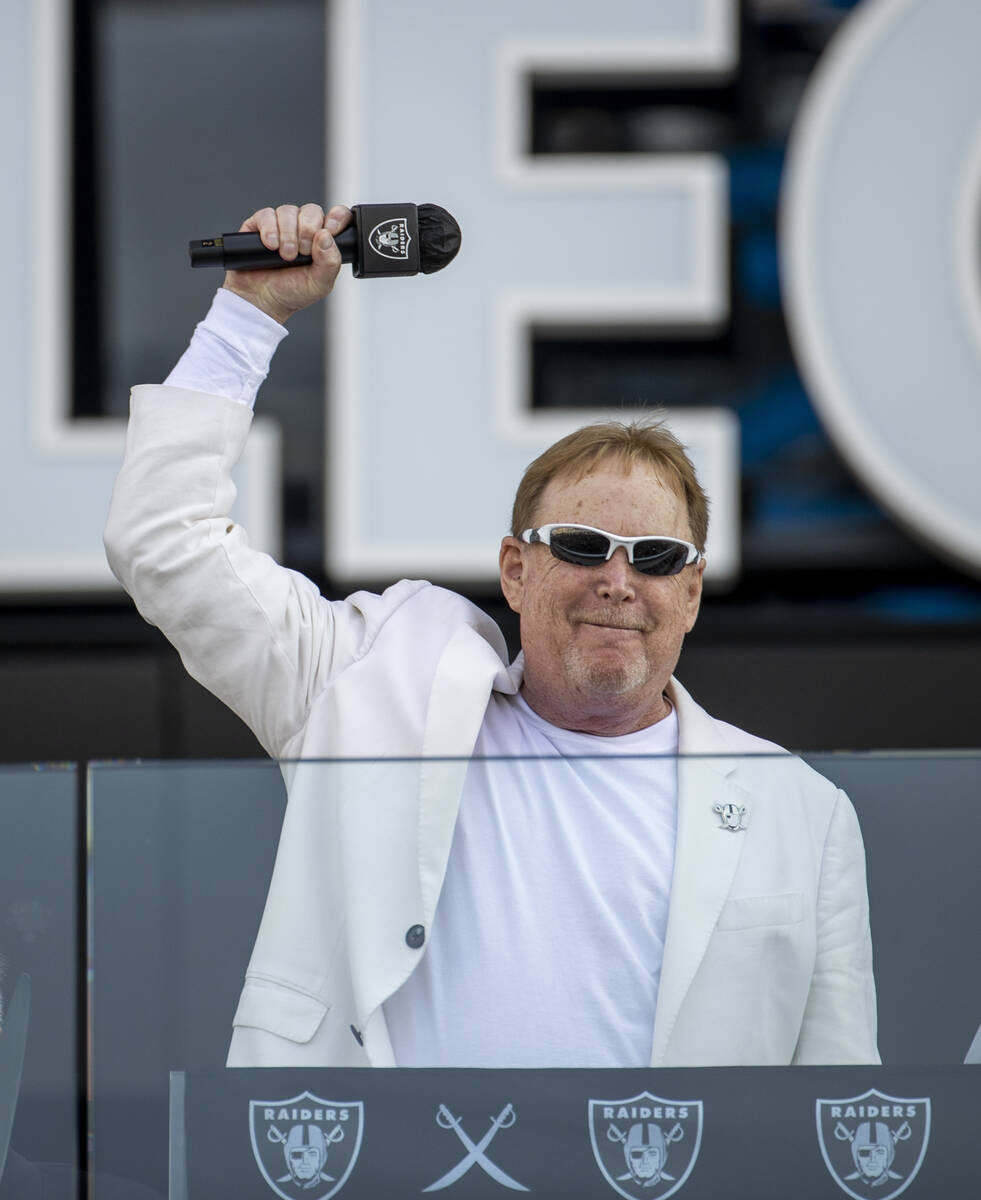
[684, 558, 706, 632]
[499, 536, 525, 613]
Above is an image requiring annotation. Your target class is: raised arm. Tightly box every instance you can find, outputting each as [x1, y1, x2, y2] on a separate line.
[104, 203, 389, 758]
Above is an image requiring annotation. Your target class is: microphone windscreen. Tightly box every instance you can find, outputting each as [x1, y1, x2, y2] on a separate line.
[417, 204, 462, 275]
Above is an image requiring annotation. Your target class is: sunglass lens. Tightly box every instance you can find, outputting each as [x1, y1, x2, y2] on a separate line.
[632, 540, 689, 576]
[548, 528, 611, 564]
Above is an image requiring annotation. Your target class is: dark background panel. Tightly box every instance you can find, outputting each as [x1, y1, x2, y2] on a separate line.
[0, 600, 977, 759]
[0, 628, 263, 761]
[678, 636, 981, 751]
[179, 1065, 977, 1200]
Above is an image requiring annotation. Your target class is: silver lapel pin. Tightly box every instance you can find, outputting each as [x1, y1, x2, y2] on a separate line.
[714, 802, 748, 832]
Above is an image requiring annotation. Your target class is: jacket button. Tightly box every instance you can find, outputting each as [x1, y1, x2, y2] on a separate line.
[405, 924, 425, 949]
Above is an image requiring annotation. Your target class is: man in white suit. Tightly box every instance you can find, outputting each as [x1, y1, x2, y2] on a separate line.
[104, 203, 878, 1070]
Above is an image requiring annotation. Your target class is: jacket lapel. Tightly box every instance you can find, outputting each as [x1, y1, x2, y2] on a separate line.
[650, 679, 750, 1065]
[416, 628, 518, 915]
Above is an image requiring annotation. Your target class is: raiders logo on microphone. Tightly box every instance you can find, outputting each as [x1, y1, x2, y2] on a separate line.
[368, 217, 412, 261]
[249, 1092, 364, 1200]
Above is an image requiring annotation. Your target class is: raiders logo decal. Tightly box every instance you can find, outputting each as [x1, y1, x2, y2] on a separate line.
[249, 1092, 364, 1200]
[816, 1089, 931, 1200]
[588, 1091, 703, 1199]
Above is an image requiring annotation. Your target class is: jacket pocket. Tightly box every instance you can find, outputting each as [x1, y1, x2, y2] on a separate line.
[232, 976, 330, 1044]
[717, 892, 805, 931]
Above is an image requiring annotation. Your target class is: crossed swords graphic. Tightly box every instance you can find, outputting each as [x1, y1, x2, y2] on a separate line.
[423, 1103, 529, 1192]
[835, 1119, 912, 1145]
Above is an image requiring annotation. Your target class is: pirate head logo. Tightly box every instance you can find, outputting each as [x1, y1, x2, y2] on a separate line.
[588, 1092, 703, 1199]
[816, 1090, 931, 1200]
[249, 1092, 363, 1200]
[368, 217, 412, 260]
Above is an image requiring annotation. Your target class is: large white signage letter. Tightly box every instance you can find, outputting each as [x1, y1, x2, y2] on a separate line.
[328, 0, 740, 585]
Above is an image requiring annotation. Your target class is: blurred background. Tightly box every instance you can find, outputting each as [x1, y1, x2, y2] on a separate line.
[1, 0, 979, 759]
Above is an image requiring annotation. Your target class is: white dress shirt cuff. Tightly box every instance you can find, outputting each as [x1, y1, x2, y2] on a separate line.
[164, 287, 288, 408]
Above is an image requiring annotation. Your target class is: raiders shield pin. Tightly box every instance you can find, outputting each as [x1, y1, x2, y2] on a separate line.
[588, 1091, 703, 1200]
[249, 1092, 364, 1200]
[816, 1088, 931, 1200]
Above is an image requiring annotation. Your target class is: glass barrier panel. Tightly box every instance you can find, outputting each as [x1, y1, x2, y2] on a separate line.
[86, 754, 981, 1199]
[805, 751, 981, 1068]
[89, 760, 286, 1198]
[0, 764, 79, 1196]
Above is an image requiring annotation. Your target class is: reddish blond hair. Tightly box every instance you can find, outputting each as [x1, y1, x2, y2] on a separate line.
[510, 418, 709, 552]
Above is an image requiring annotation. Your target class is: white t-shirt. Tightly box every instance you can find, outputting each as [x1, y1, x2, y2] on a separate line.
[384, 691, 680, 1067]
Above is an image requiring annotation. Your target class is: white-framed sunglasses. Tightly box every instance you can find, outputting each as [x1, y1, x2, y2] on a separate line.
[521, 523, 702, 576]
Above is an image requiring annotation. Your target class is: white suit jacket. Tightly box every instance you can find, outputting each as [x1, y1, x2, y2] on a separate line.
[105, 387, 879, 1069]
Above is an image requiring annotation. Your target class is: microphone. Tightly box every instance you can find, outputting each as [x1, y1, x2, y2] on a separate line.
[189, 203, 461, 279]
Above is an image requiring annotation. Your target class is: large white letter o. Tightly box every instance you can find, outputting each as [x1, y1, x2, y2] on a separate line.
[781, 0, 981, 575]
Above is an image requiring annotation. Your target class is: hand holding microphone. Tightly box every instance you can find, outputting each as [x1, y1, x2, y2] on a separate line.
[202, 202, 461, 324]
[192, 202, 461, 278]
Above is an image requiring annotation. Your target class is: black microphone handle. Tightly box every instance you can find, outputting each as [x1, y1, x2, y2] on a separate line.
[189, 228, 357, 271]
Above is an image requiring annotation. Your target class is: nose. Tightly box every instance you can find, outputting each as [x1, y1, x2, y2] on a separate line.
[595, 547, 636, 601]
